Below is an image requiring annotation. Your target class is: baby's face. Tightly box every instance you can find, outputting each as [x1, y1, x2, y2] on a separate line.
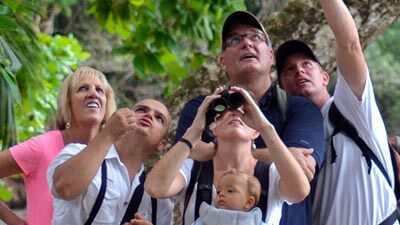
[215, 174, 250, 211]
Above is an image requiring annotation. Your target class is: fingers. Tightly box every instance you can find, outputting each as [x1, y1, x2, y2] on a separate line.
[134, 212, 145, 220]
[289, 147, 316, 181]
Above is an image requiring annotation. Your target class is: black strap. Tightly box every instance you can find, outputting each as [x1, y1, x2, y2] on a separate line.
[84, 161, 107, 225]
[120, 172, 147, 224]
[379, 208, 400, 225]
[194, 160, 213, 220]
[254, 161, 270, 222]
[151, 197, 157, 225]
[182, 160, 202, 225]
[328, 102, 392, 186]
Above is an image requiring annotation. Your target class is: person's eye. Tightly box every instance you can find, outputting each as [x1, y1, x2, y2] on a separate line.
[229, 35, 242, 45]
[283, 67, 294, 76]
[135, 107, 146, 113]
[156, 115, 165, 124]
[227, 188, 235, 193]
[96, 87, 104, 94]
[304, 61, 313, 67]
[78, 86, 88, 92]
[250, 33, 263, 42]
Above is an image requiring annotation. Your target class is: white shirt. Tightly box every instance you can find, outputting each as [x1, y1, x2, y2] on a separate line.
[47, 143, 173, 225]
[312, 70, 398, 225]
[176, 159, 287, 225]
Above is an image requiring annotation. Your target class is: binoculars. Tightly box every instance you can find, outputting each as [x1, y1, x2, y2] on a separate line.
[202, 90, 244, 143]
[210, 90, 244, 114]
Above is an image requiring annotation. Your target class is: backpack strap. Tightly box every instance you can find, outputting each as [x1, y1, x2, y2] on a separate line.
[151, 197, 157, 225]
[194, 160, 214, 220]
[120, 172, 147, 224]
[182, 160, 203, 225]
[274, 84, 289, 124]
[254, 161, 270, 222]
[84, 161, 107, 225]
[328, 102, 392, 186]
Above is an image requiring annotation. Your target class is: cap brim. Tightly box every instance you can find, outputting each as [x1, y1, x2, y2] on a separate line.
[276, 40, 320, 76]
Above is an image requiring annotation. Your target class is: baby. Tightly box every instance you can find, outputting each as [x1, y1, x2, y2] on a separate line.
[193, 169, 266, 225]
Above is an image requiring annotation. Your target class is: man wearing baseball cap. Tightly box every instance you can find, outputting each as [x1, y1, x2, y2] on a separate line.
[277, 0, 398, 224]
[154, 10, 325, 225]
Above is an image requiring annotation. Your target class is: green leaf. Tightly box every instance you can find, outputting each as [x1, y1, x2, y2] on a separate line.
[0, 5, 10, 16]
[0, 15, 18, 30]
[133, 54, 146, 76]
[144, 52, 165, 74]
[129, 0, 145, 7]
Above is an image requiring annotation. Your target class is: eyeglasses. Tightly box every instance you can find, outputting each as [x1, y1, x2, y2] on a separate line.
[224, 32, 267, 49]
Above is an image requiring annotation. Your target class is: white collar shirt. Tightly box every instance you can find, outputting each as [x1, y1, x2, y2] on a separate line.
[312, 69, 398, 225]
[48, 143, 173, 225]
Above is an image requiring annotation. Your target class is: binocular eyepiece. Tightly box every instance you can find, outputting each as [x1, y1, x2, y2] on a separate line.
[210, 90, 244, 114]
[202, 90, 244, 143]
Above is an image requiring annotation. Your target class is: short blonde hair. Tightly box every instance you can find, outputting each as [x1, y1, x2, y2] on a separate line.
[220, 169, 261, 206]
[56, 67, 116, 129]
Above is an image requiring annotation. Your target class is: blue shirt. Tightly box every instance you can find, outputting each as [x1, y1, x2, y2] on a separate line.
[174, 85, 325, 225]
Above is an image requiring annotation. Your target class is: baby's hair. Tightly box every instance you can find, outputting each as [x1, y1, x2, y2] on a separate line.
[220, 169, 261, 206]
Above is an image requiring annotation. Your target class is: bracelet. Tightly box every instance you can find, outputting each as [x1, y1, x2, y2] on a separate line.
[179, 137, 193, 151]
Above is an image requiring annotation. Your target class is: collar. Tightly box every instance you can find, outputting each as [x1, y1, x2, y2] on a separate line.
[198, 202, 262, 225]
[258, 85, 275, 111]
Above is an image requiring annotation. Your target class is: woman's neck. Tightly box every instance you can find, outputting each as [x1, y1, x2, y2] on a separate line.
[62, 124, 101, 145]
[213, 141, 256, 174]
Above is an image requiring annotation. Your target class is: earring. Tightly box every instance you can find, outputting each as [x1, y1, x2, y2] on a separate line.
[251, 140, 256, 150]
[66, 122, 71, 129]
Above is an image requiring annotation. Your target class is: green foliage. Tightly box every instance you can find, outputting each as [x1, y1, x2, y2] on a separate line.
[0, 180, 12, 202]
[88, 0, 246, 96]
[0, 0, 89, 149]
[365, 20, 400, 134]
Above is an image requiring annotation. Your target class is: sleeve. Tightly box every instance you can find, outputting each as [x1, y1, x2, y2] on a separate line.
[282, 96, 326, 170]
[173, 96, 206, 143]
[9, 133, 47, 176]
[47, 143, 86, 198]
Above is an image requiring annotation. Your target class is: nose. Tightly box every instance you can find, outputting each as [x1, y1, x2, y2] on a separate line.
[143, 110, 154, 120]
[240, 37, 254, 49]
[87, 86, 100, 98]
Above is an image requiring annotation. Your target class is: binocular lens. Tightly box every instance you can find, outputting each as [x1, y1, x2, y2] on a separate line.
[228, 92, 244, 108]
[212, 98, 227, 113]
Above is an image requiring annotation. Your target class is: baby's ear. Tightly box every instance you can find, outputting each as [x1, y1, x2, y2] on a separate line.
[244, 196, 256, 211]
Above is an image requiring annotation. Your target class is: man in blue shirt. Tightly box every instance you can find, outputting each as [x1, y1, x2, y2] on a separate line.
[174, 11, 325, 225]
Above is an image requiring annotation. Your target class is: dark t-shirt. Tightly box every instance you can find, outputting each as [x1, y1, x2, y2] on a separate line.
[174, 86, 325, 225]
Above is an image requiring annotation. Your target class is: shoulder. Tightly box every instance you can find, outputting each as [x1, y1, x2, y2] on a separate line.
[287, 95, 321, 115]
[182, 95, 206, 110]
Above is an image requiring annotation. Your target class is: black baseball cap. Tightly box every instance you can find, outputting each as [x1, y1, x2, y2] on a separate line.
[221, 11, 270, 48]
[276, 40, 321, 77]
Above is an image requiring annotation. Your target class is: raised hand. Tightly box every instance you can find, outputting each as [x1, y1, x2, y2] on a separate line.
[102, 108, 137, 142]
[229, 86, 270, 131]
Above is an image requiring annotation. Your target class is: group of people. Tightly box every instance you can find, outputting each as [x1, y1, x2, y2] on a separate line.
[0, 0, 398, 224]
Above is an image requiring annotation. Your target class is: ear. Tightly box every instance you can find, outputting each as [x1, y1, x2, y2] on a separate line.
[322, 71, 330, 87]
[156, 139, 167, 152]
[243, 196, 256, 211]
[219, 54, 226, 71]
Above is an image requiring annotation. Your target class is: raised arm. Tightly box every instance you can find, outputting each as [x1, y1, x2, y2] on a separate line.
[145, 91, 222, 198]
[320, 0, 367, 99]
[51, 108, 135, 200]
[231, 87, 310, 202]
